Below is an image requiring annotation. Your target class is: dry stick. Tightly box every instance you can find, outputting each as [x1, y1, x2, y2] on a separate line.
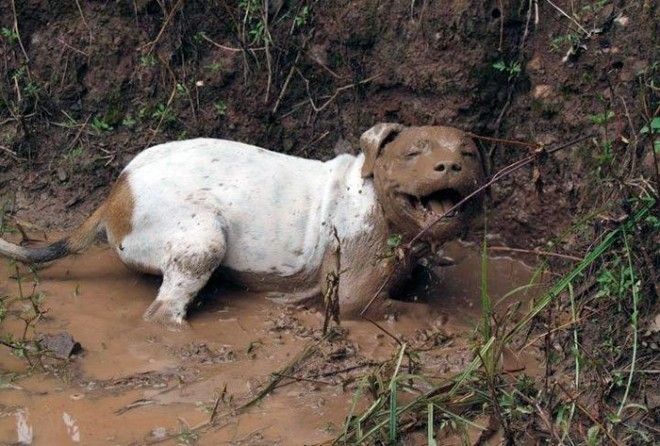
[272, 51, 301, 114]
[556, 383, 624, 446]
[200, 34, 244, 52]
[262, 0, 272, 103]
[73, 0, 93, 45]
[465, 132, 540, 150]
[10, 0, 31, 80]
[272, 372, 334, 386]
[359, 134, 593, 330]
[298, 70, 381, 114]
[139, 0, 185, 53]
[488, 246, 582, 262]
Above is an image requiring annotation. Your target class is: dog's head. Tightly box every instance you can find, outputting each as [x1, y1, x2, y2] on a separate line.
[361, 123, 485, 242]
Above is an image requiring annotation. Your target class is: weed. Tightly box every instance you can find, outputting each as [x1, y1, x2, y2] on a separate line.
[293, 6, 310, 29]
[121, 115, 136, 128]
[151, 103, 176, 124]
[206, 62, 223, 72]
[62, 146, 85, 167]
[0, 26, 19, 44]
[588, 111, 615, 126]
[239, 0, 271, 45]
[91, 116, 113, 132]
[0, 265, 50, 368]
[213, 100, 228, 116]
[640, 116, 660, 153]
[177, 424, 199, 445]
[550, 33, 580, 53]
[139, 53, 157, 67]
[492, 60, 521, 80]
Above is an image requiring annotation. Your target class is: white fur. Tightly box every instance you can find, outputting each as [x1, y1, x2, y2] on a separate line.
[114, 139, 376, 279]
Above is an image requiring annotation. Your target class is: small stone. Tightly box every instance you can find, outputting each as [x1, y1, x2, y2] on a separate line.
[57, 168, 68, 182]
[282, 138, 294, 151]
[39, 332, 82, 358]
[526, 55, 543, 71]
[151, 427, 167, 439]
[614, 15, 629, 27]
[532, 84, 553, 100]
[195, 80, 204, 87]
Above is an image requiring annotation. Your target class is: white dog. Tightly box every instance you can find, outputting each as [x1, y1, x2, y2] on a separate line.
[0, 124, 484, 325]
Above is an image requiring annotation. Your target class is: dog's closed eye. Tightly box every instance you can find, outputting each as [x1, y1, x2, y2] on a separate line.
[403, 149, 422, 159]
[461, 151, 477, 158]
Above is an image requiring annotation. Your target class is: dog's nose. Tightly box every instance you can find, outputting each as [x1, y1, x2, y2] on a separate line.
[434, 162, 462, 173]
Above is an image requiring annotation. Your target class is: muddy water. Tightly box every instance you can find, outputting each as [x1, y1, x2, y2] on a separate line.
[0, 240, 538, 445]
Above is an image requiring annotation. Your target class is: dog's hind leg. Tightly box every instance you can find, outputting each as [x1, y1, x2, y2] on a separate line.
[142, 231, 226, 326]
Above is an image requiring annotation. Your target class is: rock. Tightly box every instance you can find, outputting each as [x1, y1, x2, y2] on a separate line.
[526, 55, 543, 71]
[39, 332, 82, 358]
[614, 15, 629, 27]
[532, 84, 553, 100]
[57, 168, 68, 182]
[151, 427, 167, 439]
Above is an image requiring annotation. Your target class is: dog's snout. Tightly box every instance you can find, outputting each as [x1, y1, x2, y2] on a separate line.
[434, 162, 462, 173]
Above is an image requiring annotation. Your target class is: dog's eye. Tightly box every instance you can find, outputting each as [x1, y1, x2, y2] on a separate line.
[404, 150, 422, 159]
[461, 151, 477, 158]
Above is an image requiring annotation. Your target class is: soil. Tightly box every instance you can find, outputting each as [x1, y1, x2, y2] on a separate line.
[0, 0, 658, 444]
[0, 241, 539, 444]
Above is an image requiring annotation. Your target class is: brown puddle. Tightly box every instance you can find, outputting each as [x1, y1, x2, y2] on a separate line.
[0, 240, 541, 445]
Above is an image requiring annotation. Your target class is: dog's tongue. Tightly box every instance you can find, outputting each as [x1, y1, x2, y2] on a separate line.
[429, 198, 455, 214]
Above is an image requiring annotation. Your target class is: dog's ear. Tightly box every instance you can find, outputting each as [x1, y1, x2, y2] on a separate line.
[360, 123, 403, 178]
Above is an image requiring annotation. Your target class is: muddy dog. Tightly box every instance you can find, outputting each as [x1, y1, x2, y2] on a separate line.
[0, 124, 484, 326]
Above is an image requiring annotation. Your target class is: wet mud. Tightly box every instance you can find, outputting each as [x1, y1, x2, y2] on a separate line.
[0, 240, 540, 445]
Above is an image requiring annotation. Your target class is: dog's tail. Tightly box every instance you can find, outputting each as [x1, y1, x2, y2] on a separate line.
[0, 207, 105, 264]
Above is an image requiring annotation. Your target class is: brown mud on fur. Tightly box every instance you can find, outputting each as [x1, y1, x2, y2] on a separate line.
[0, 239, 541, 444]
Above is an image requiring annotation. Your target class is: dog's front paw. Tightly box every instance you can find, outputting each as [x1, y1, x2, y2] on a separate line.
[143, 300, 190, 330]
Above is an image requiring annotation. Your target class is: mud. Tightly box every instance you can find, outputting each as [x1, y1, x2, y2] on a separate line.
[0, 239, 540, 445]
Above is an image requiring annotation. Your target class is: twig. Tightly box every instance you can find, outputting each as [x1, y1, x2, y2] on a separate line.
[488, 246, 582, 261]
[262, 0, 272, 103]
[73, 0, 92, 45]
[557, 383, 624, 446]
[272, 51, 301, 114]
[199, 33, 245, 52]
[272, 372, 334, 386]
[617, 229, 638, 417]
[359, 134, 593, 318]
[544, 0, 591, 36]
[10, 0, 31, 80]
[297, 70, 381, 114]
[139, 0, 184, 53]
[466, 132, 540, 150]
[57, 38, 89, 57]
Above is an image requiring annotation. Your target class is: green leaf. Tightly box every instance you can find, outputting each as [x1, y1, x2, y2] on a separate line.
[387, 234, 402, 248]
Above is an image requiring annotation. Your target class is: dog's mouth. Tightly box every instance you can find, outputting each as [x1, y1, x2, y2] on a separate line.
[403, 189, 465, 218]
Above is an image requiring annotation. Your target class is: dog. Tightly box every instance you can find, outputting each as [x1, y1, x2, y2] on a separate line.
[0, 124, 484, 326]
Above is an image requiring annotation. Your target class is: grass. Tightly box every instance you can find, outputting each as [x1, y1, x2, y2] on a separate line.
[329, 197, 656, 444]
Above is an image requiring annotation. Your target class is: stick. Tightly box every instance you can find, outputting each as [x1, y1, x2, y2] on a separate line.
[359, 134, 593, 319]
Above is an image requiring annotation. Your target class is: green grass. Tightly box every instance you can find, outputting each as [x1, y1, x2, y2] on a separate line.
[332, 198, 655, 444]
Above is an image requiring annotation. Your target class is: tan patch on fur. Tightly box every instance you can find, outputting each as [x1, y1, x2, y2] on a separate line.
[102, 174, 134, 246]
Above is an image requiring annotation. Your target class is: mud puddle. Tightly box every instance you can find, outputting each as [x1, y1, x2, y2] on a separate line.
[0, 240, 540, 445]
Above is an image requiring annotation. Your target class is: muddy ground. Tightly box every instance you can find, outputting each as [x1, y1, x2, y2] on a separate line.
[0, 242, 539, 444]
[0, 0, 658, 445]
